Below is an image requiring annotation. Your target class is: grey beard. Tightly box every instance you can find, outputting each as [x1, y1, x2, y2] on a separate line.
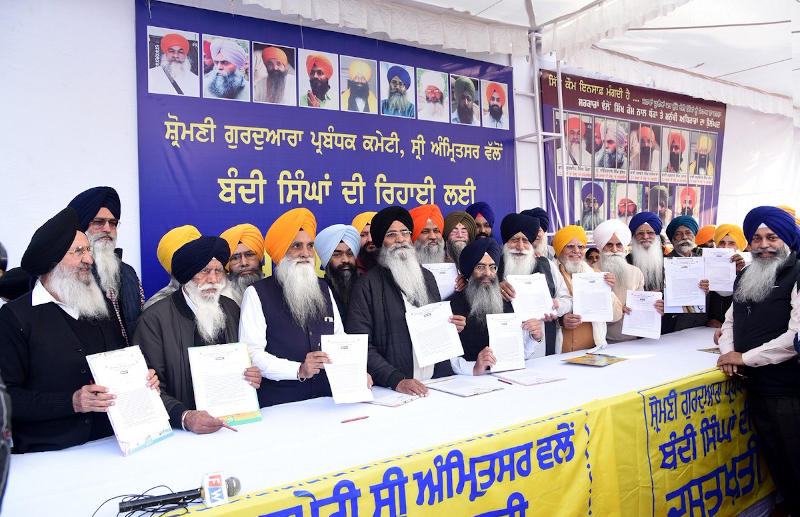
[502, 245, 535, 278]
[230, 269, 264, 297]
[446, 240, 467, 266]
[599, 252, 629, 299]
[46, 263, 109, 320]
[734, 245, 790, 303]
[378, 243, 429, 307]
[674, 239, 696, 255]
[465, 275, 504, 326]
[414, 238, 445, 264]
[184, 280, 227, 343]
[631, 239, 664, 290]
[387, 90, 410, 112]
[144, 277, 181, 309]
[88, 234, 120, 295]
[207, 70, 245, 98]
[275, 258, 327, 327]
[560, 259, 584, 275]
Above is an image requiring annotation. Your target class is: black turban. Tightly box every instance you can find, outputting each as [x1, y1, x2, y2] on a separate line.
[68, 186, 121, 230]
[0, 268, 33, 301]
[500, 213, 540, 244]
[171, 236, 231, 284]
[21, 207, 80, 276]
[459, 238, 502, 278]
[370, 206, 414, 247]
[520, 207, 550, 233]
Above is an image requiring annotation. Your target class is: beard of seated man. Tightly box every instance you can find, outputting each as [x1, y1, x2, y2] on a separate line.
[378, 242, 429, 307]
[674, 238, 695, 255]
[502, 244, 535, 278]
[733, 244, 790, 304]
[326, 261, 357, 308]
[560, 256, 584, 275]
[184, 278, 227, 343]
[207, 69, 246, 98]
[87, 230, 120, 295]
[266, 67, 288, 103]
[631, 238, 664, 289]
[230, 266, 264, 296]
[598, 250, 628, 298]
[309, 77, 331, 101]
[48, 261, 109, 320]
[447, 239, 467, 265]
[414, 237, 445, 264]
[464, 273, 503, 327]
[275, 256, 327, 328]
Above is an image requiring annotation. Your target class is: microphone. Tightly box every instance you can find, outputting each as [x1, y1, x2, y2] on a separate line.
[118, 475, 240, 512]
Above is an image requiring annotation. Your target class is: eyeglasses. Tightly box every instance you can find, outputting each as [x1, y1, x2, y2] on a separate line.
[198, 267, 225, 276]
[230, 250, 258, 263]
[563, 244, 585, 252]
[68, 246, 92, 258]
[384, 229, 411, 241]
[473, 264, 497, 273]
[89, 218, 119, 229]
[389, 79, 406, 89]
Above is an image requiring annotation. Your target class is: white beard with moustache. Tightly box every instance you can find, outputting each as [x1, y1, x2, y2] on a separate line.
[630, 239, 664, 290]
[464, 275, 504, 325]
[560, 258, 584, 275]
[447, 240, 467, 265]
[733, 244, 790, 304]
[184, 280, 227, 343]
[414, 238, 445, 264]
[275, 257, 327, 327]
[161, 54, 190, 80]
[378, 243, 430, 307]
[46, 262, 109, 320]
[87, 232, 120, 295]
[534, 238, 549, 258]
[598, 251, 629, 299]
[502, 244, 535, 278]
[229, 268, 265, 302]
[674, 238, 696, 255]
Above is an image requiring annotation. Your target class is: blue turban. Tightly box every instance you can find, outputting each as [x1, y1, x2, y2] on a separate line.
[665, 215, 699, 241]
[743, 206, 800, 251]
[629, 211, 662, 235]
[500, 213, 539, 244]
[520, 207, 550, 232]
[316, 224, 361, 268]
[387, 65, 410, 88]
[68, 186, 121, 231]
[465, 201, 495, 227]
[459, 238, 502, 278]
[581, 182, 604, 206]
[171, 236, 231, 284]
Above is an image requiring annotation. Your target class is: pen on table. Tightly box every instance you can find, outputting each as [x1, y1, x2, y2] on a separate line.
[221, 422, 238, 432]
[341, 416, 369, 424]
[497, 378, 513, 385]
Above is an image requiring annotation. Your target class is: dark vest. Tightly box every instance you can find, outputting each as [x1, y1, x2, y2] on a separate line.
[732, 253, 800, 396]
[252, 277, 334, 407]
[448, 290, 514, 361]
[533, 257, 557, 355]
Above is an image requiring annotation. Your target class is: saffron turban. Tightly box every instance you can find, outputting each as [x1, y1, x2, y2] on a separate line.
[157, 225, 201, 274]
[387, 65, 410, 87]
[696, 134, 713, 154]
[640, 126, 654, 141]
[465, 202, 495, 227]
[220, 224, 265, 268]
[593, 219, 631, 250]
[306, 54, 333, 79]
[552, 225, 587, 256]
[370, 206, 413, 247]
[566, 117, 582, 135]
[444, 211, 476, 241]
[743, 206, 800, 251]
[21, 207, 80, 277]
[581, 182, 604, 205]
[713, 224, 746, 251]
[315, 224, 361, 267]
[500, 213, 539, 244]
[160, 33, 189, 54]
[409, 204, 444, 241]
[203, 39, 211, 58]
[459, 238, 502, 279]
[209, 38, 247, 69]
[454, 76, 476, 99]
[679, 187, 696, 205]
[666, 216, 699, 241]
[485, 82, 506, 106]
[696, 225, 716, 245]
[348, 60, 372, 81]
[420, 70, 445, 93]
[261, 46, 288, 66]
[68, 186, 121, 230]
[351, 211, 376, 233]
[667, 131, 686, 153]
[520, 208, 550, 233]
[629, 211, 662, 235]
[265, 208, 317, 264]
[171, 236, 230, 285]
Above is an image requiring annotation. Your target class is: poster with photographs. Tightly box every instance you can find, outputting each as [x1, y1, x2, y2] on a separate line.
[147, 26, 200, 97]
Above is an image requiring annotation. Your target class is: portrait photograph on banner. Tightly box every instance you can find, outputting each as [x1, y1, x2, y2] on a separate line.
[146, 26, 200, 97]
[416, 68, 449, 123]
[481, 80, 510, 130]
[379, 62, 415, 119]
[252, 42, 296, 106]
[298, 49, 340, 110]
[339, 56, 378, 115]
[449, 75, 481, 126]
[202, 34, 250, 102]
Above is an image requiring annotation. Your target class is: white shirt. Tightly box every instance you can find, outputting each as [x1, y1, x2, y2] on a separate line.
[147, 66, 199, 97]
[31, 279, 78, 319]
[450, 330, 541, 375]
[239, 284, 344, 381]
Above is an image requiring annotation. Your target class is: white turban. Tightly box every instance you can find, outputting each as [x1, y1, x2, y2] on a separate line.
[209, 38, 247, 69]
[593, 219, 631, 249]
[315, 224, 361, 268]
[420, 70, 445, 94]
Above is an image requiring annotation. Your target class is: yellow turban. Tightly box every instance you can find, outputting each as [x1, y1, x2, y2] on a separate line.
[696, 134, 713, 153]
[552, 225, 587, 256]
[265, 208, 317, 264]
[696, 225, 716, 245]
[348, 60, 372, 82]
[220, 223, 265, 268]
[351, 211, 376, 233]
[713, 224, 746, 251]
[157, 225, 201, 274]
[777, 205, 800, 225]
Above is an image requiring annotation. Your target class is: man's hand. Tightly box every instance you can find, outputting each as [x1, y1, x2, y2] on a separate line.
[654, 299, 665, 315]
[499, 281, 515, 302]
[449, 315, 466, 333]
[72, 384, 115, 413]
[698, 279, 710, 295]
[473, 347, 496, 375]
[395, 379, 428, 396]
[307, 90, 320, 107]
[366, 373, 374, 389]
[521, 318, 543, 341]
[713, 328, 723, 345]
[146, 369, 159, 393]
[562, 313, 582, 330]
[732, 253, 745, 273]
[706, 319, 723, 329]
[244, 366, 262, 388]
[622, 306, 632, 315]
[299, 351, 330, 380]
[604, 273, 616, 290]
[454, 275, 467, 292]
[717, 351, 744, 377]
[183, 410, 224, 434]
[542, 298, 559, 321]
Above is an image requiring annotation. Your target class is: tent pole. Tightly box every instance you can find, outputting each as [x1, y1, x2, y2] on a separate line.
[556, 58, 569, 231]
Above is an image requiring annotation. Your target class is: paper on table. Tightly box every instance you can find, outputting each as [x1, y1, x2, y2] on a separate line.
[572, 272, 614, 322]
[321, 334, 373, 404]
[424, 375, 504, 397]
[664, 257, 706, 307]
[491, 369, 565, 386]
[188, 342, 261, 425]
[621, 290, 662, 339]
[405, 301, 464, 367]
[486, 313, 525, 372]
[422, 263, 458, 300]
[506, 274, 555, 320]
[367, 386, 419, 407]
[703, 248, 736, 292]
[86, 346, 172, 456]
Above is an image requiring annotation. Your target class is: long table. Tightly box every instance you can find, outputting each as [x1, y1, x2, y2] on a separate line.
[3, 327, 770, 516]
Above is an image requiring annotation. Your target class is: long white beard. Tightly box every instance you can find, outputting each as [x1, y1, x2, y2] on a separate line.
[534, 238, 549, 258]
[184, 280, 227, 343]
[502, 245, 535, 278]
[378, 243, 429, 307]
[630, 239, 663, 290]
[560, 258, 584, 275]
[275, 257, 326, 327]
[464, 275, 503, 325]
[734, 245, 790, 304]
[87, 233, 120, 295]
[414, 238, 445, 264]
[447, 239, 467, 265]
[161, 54, 190, 79]
[599, 251, 629, 299]
[46, 262, 109, 320]
[674, 238, 696, 255]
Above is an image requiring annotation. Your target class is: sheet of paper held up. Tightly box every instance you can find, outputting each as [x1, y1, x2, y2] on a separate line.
[621, 290, 663, 340]
[486, 313, 525, 372]
[321, 334, 373, 404]
[664, 257, 706, 307]
[424, 375, 504, 397]
[405, 301, 464, 367]
[572, 272, 614, 322]
[506, 274, 555, 320]
[703, 248, 736, 292]
[422, 262, 458, 300]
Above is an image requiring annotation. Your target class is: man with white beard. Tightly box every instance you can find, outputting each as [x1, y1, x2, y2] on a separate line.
[443, 210, 476, 268]
[557, 117, 592, 166]
[0, 207, 157, 452]
[497, 213, 571, 356]
[717, 206, 800, 515]
[521, 207, 555, 260]
[417, 70, 448, 122]
[347, 206, 465, 396]
[315, 224, 361, 320]
[68, 187, 144, 344]
[147, 33, 199, 97]
[626, 212, 666, 291]
[136, 236, 254, 434]
[663, 215, 710, 333]
[220, 224, 266, 306]
[409, 204, 446, 264]
[144, 225, 201, 309]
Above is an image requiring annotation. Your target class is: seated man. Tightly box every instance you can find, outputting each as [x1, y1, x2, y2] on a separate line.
[0, 207, 156, 452]
[627, 212, 665, 291]
[409, 204, 445, 264]
[135, 236, 258, 434]
[663, 215, 710, 333]
[316, 224, 361, 320]
[443, 210, 476, 268]
[465, 201, 496, 240]
[220, 223, 266, 305]
[144, 224, 201, 309]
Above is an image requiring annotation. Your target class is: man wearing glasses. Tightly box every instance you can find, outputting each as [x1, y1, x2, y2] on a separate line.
[68, 187, 144, 343]
[220, 224, 265, 305]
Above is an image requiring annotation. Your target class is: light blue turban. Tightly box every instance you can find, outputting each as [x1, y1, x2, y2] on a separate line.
[316, 224, 361, 268]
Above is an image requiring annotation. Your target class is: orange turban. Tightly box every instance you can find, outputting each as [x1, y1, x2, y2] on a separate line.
[409, 205, 444, 241]
[713, 224, 746, 251]
[220, 224, 265, 268]
[668, 132, 686, 153]
[306, 54, 333, 79]
[485, 82, 506, 106]
[679, 187, 696, 205]
[157, 225, 201, 274]
[351, 211, 376, 233]
[265, 208, 317, 264]
[348, 60, 372, 81]
[552, 225, 587, 256]
[696, 225, 716, 245]
[640, 126, 654, 140]
[261, 46, 288, 66]
[567, 117, 582, 135]
[160, 33, 189, 54]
